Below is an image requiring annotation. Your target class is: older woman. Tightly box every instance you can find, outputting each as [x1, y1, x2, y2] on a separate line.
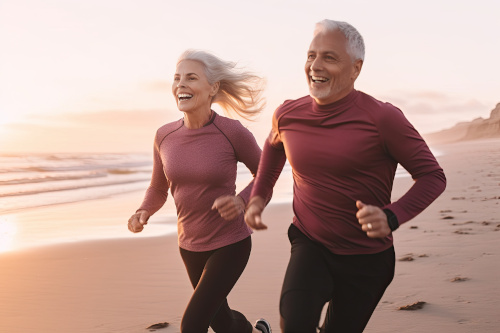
[127, 50, 271, 333]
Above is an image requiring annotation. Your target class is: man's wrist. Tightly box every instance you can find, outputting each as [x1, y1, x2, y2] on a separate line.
[248, 196, 266, 209]
[383, 208, 399, 231]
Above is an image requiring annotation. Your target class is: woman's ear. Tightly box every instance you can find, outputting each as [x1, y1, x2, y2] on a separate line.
[210, 81, 220, 97]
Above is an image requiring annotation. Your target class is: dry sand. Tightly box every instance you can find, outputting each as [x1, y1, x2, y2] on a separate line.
[1, 138, 499, 333]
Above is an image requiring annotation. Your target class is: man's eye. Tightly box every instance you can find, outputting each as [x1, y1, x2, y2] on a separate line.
[307, 54, 315, 60]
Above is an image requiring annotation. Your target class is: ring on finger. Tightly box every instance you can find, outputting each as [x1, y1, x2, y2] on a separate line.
[367, 223, 373, 230]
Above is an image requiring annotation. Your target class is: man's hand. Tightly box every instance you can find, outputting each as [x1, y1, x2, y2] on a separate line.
[356, 200, 391, 238]
[128, 210, 150, 233]
[244, 196, 268, 230]
[212, 195, 245, 221]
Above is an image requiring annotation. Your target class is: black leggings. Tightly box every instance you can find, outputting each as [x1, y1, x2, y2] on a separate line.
[280, 224, 395, 333]
[179, 236, 253, 333]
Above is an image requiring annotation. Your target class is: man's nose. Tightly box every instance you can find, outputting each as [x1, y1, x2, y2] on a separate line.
[310, 57, 323, 71]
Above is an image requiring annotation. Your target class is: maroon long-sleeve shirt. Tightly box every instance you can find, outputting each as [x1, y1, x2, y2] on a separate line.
[251, 90, 446, 255]
[139, 112, 259, 252]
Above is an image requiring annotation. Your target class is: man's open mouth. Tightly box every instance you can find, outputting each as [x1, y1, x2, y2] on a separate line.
[311, 76, 329, 83]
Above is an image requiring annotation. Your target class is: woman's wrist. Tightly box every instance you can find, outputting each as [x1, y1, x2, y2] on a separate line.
[235, 195, 246, 212]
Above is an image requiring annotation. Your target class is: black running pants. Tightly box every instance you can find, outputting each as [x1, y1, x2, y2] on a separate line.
[179, 236, 253, 333]
[280, 224, 395, 333]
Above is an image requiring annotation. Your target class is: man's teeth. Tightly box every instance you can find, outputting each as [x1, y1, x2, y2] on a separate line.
[178, 93, 193, 100]
[311, 76, 329, 83]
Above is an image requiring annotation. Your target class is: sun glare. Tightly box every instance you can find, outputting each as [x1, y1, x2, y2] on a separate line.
[0, 215, 18, 253]
[0, 110, 18, 126]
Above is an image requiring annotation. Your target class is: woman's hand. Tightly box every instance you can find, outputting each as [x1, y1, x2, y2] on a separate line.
[128, 210, 150, 233]
[212, 195, 245, 221]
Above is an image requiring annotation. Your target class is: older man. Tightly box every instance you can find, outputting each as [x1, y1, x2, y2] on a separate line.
[245, 19, 446, 332]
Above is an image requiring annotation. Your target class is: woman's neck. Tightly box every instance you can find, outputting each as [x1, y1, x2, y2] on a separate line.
[183, 109, 213, 129]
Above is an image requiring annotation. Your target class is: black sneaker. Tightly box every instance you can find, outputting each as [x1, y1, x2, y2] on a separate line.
[254, 318, 272, 333]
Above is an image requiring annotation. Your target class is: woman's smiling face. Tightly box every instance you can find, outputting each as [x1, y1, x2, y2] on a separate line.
[172, 60, 218, 114]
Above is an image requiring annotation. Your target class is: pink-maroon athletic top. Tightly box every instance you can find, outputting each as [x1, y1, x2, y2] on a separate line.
[138, 112, 259, 252]
[251, 90, 446, 255]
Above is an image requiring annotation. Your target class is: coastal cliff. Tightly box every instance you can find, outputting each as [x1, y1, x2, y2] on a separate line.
[424, 103, 500, 144]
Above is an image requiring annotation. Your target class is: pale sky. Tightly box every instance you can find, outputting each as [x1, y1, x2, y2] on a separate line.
[1, 0, 499, 153]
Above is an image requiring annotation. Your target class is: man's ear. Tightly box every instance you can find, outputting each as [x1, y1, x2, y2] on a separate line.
[352, 59, 363, 81]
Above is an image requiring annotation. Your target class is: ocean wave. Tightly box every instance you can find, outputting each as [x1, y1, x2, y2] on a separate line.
[0, 172, 107, 185]
[0, 153, 152, 173]
[107, 168, 151, 175]
[0, 166, 152, 185]
[0, 153, 155, 213]
[0, 177, 151, 198]
[0, 181, 150, 214]
[18, 162, 152, 173]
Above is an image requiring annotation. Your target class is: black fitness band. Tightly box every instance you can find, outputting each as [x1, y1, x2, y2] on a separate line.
[383, 208, 399, 231]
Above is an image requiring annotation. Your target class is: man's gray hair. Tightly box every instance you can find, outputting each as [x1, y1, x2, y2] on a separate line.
[314, 19, 365, 62]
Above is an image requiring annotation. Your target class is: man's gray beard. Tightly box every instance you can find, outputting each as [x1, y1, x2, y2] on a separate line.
[309, 86, 333, 101]
[309, 83, 348, 103]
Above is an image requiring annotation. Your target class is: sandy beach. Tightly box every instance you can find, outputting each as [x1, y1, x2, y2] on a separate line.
[1, 138, 499, 333]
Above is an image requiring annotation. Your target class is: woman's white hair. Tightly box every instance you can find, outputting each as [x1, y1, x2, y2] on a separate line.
[177, 50, 266, 121]
[314, 19, 365, 62]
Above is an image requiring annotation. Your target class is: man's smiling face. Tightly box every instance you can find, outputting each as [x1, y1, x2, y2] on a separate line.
[305, 29, 362, 105]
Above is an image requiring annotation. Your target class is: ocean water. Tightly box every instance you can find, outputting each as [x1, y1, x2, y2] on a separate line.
[0, 153, 154, 214]
[0, 151, 416, 214]
[0, 152, 413, 252]
[0, 153, 297, 213]
[0, 153, 294, 252]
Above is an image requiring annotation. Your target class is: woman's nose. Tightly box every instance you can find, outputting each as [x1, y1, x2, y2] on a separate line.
[177, 79, 186, 87]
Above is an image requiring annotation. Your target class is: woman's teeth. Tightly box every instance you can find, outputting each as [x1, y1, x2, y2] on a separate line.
[178, 93, 193, 101]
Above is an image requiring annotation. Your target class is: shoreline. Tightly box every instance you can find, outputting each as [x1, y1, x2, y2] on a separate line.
[0, 202, 295, 333]
[0, 187, 179, 254]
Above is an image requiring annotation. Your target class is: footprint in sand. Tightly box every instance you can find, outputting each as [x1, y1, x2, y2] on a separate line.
[450, 276, 470, 282]
[398, 254, 428, 261]
[451, 221, 474, 226]
[398, 254, 415, 261]
[398, 301, 426, 310]
[147, 322, 169, 331]
[481, 196, 500, 201]
[454, 229, 473, 234]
